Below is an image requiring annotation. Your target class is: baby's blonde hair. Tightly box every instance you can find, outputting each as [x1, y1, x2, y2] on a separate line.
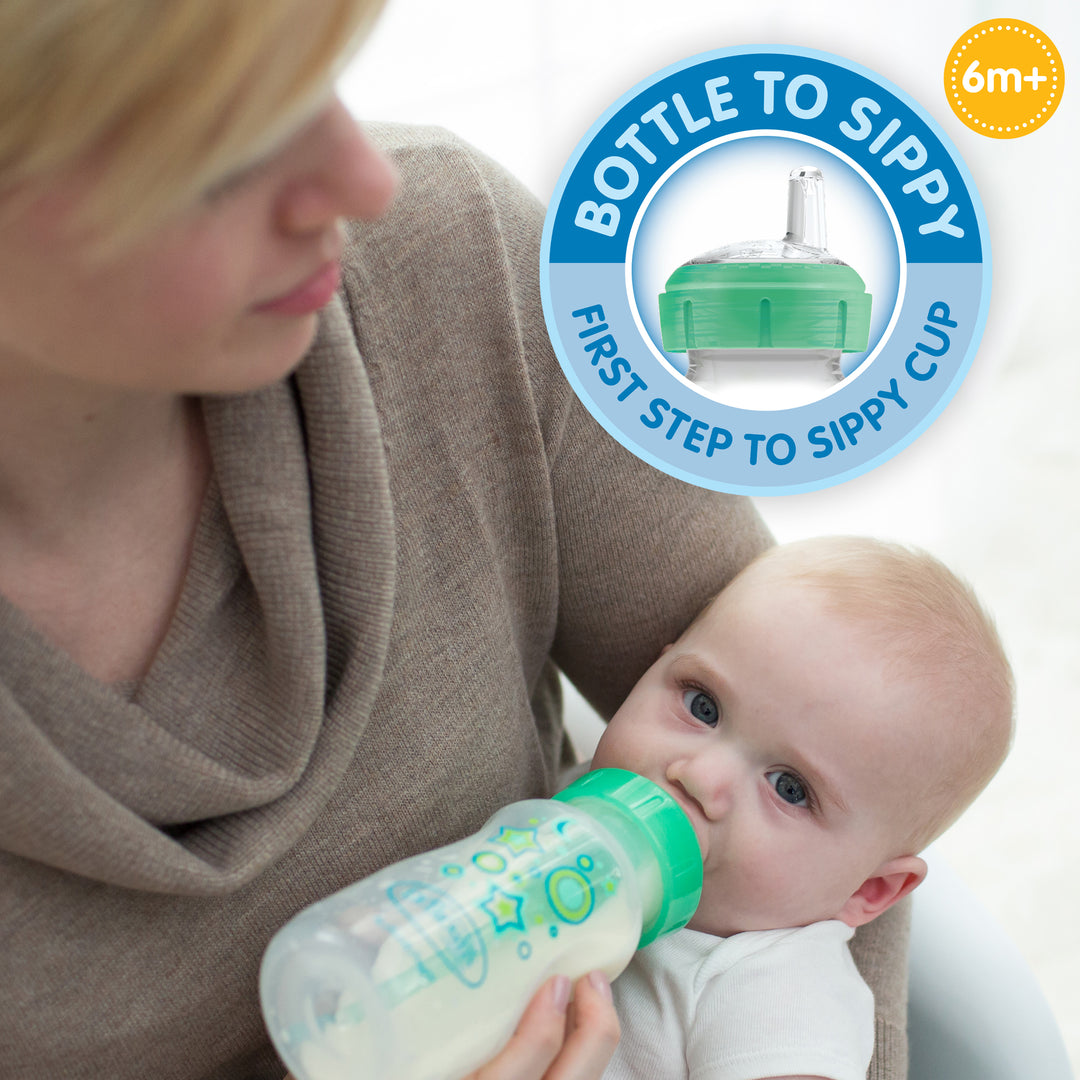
[0, 0, 385, 251]
[720, 536, 1015, 852]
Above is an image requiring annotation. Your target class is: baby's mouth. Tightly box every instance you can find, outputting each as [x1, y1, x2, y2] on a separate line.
[665, 780, 710, 862]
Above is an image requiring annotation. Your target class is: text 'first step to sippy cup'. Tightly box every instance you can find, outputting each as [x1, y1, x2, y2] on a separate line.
[260, 768, 704, 1080]
[658, 167, 873, 411]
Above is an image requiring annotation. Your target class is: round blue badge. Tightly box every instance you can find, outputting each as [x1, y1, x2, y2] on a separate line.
[540, 46, 990, 494]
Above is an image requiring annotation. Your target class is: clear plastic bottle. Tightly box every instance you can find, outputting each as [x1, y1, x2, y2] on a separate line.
[658, 167, 873, 410]
[259, 769, 703, 1080]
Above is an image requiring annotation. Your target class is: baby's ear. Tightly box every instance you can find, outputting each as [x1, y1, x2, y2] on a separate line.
[660, 643, 674, 656]
[836, 855, 927, 928]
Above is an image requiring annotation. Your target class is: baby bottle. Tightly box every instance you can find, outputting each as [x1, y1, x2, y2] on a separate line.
[260, 768, 703, 1080]
[657, 166, 873, 410]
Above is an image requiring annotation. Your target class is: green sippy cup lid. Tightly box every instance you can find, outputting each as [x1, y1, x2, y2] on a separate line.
[658, 166, 873, 354]
[554, 768, 703, 946]
[659, 259, 872, 353]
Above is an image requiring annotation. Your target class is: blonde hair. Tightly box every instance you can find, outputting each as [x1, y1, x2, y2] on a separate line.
[0, 0, 385, 251]
[715, 536, 1015, 851]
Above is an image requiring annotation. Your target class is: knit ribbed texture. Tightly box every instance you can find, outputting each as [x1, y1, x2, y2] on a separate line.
[0, 126, 907, 1080]
[857, 900, 912, 1080]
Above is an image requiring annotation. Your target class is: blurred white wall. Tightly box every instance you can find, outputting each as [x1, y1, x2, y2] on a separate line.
[340, 2, 1079, 1068]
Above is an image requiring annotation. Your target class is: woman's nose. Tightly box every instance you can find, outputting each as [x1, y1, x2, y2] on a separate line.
[274, 99, 398, 234]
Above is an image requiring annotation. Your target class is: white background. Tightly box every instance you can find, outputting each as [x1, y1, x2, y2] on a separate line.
[340, 0, 1079, 1068]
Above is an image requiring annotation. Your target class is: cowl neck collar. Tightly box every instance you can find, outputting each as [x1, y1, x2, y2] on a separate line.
[0, 297, 395, 894]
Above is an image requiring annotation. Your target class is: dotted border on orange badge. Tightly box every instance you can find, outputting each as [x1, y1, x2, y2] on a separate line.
[945, 20, 1064, 138]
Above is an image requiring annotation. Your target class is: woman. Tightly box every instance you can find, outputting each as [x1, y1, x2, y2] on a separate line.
[0, 2, 907, 1078]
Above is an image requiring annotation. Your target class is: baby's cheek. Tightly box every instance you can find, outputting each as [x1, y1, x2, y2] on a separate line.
[729, 837, 787, 902]
[593, 720, 648, 775]
[590, 728, 620, 769]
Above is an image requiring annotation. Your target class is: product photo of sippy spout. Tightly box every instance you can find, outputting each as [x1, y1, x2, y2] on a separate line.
[658, 166, 873, 410]
[259, 769, 703, 1080]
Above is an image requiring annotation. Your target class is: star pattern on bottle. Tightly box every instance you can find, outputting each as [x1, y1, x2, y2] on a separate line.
[480, 887, 526, 933]
[489, 826, 542, 856]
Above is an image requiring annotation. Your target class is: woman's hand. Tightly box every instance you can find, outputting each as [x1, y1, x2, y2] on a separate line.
[464, 971, 620, 1080]
[283, 970, 619, 1080]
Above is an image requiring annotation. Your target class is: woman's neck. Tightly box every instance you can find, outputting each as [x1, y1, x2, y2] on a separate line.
[0, 369, 207, 552]
[0, 369, 212, 683]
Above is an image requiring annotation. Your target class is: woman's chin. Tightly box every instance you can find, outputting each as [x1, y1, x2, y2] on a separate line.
[195, 315, 320, 395]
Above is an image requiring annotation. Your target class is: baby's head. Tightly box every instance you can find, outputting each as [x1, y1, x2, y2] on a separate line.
[591, 536, 1013, 937]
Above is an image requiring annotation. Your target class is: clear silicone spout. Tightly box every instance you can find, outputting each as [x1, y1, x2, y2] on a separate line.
[688, 165, 843, 265]
[783, 166, 826, 250]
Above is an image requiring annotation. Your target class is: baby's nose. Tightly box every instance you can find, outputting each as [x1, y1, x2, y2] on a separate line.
[668, 749, 737, 821]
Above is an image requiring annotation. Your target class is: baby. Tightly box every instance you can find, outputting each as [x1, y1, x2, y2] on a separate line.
[590, 536, 1014, 1080]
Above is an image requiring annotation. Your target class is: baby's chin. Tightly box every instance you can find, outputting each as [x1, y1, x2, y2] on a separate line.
[686, 910, 748, 938]
[686, 901, 825, 938]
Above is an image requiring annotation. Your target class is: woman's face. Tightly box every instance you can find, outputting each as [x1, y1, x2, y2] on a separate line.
[0, 97, 397, 395]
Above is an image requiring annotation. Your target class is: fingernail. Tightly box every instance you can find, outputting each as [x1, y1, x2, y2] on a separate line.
[551, 974, 572, 1013]
[588, 970, 612, 1001]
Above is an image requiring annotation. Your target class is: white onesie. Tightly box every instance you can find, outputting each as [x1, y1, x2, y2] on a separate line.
[604, 920, 874, 1080]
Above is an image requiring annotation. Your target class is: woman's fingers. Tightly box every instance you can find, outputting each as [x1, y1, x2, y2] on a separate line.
[465, 971, 620, 1080]
[546, 971, 620, 1080]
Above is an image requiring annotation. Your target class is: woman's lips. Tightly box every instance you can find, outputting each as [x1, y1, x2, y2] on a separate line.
[255, 260, 342, 316]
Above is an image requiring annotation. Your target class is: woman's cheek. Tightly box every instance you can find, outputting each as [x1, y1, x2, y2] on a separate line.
[155, 252, 245, 332]
[138, 203, 264, 332]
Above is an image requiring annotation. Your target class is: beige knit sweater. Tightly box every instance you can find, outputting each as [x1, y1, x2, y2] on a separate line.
[0, 125, 907, 1079]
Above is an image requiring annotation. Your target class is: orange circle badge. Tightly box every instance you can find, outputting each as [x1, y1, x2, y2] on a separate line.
[944, 20, 1064, 138]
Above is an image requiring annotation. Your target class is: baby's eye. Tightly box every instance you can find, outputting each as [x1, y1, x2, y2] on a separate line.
[682, 688, 719, 727]
[767, 770, 808, 807]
